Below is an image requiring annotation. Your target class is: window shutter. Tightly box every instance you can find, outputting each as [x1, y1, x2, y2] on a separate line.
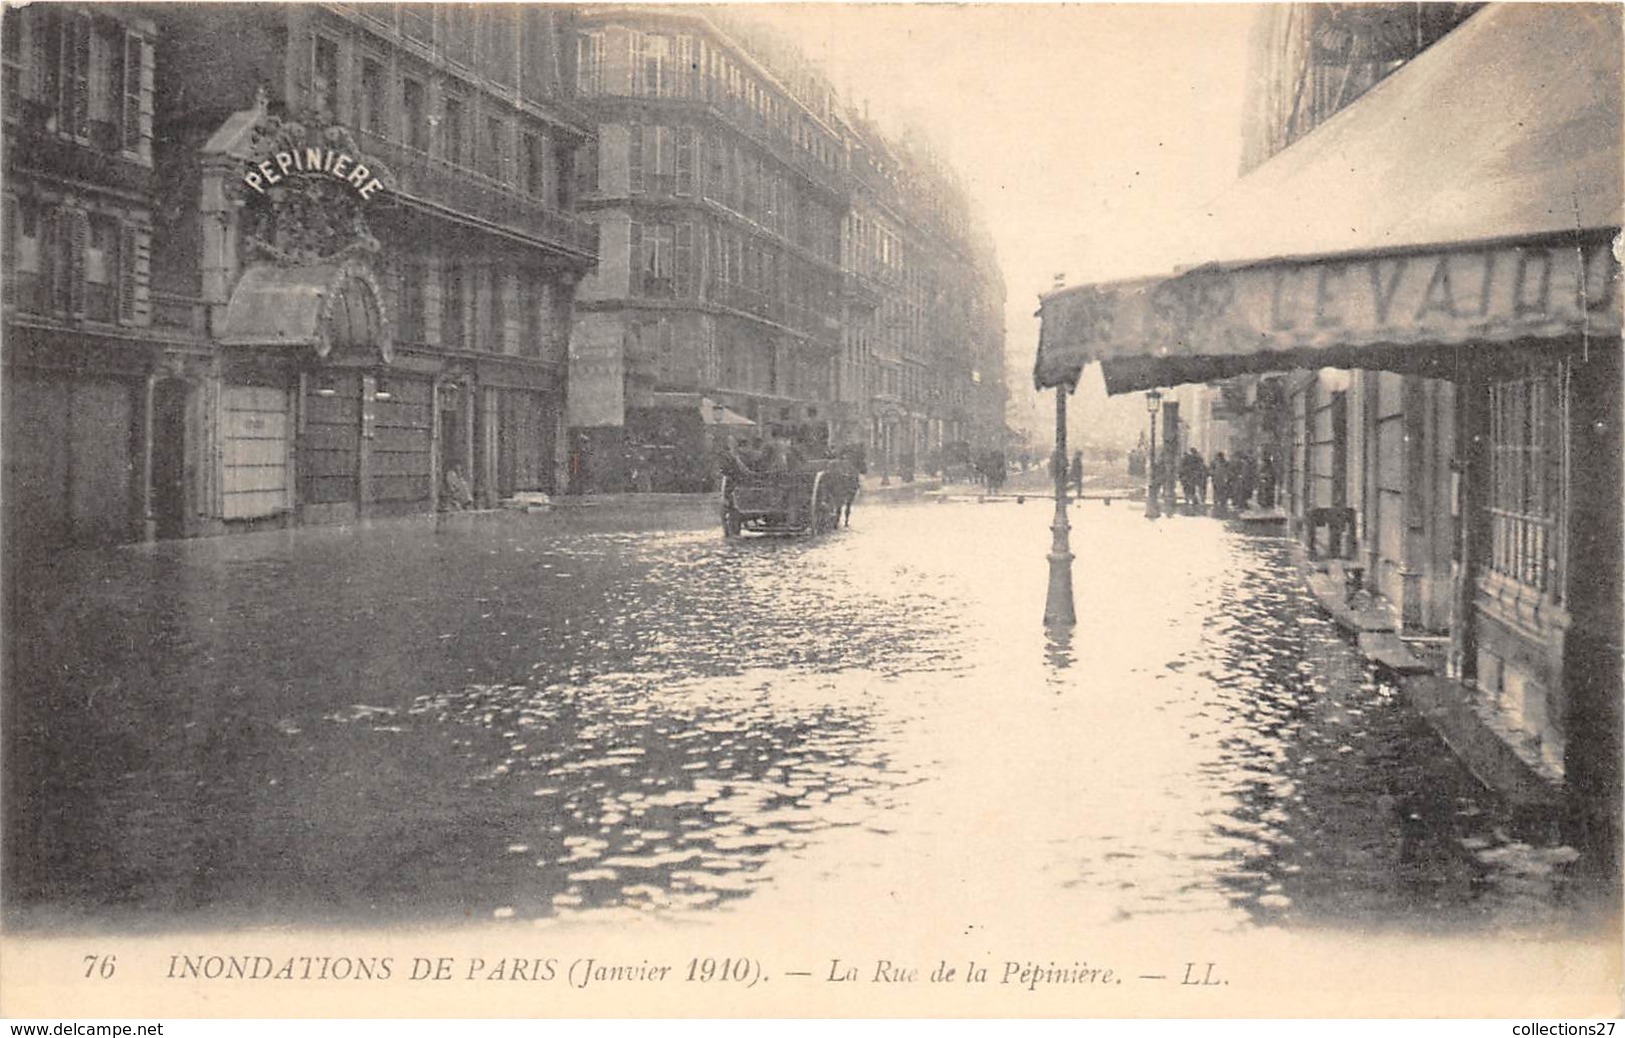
[675, 126, 693, 196]
[675, 222, 693, 299]
[122, 33, 143, 152]
[69, 208, 89, 318]
[2, 197, 16, 300]
[628, 221, 642, 296]
[117, 223, 140, 324]
[31, 10, 55, 111]
[627, 123, 643, 193]
[630, 31, 645, 95]
[64, 14, 90, 139]
[46, 209, 66, 313]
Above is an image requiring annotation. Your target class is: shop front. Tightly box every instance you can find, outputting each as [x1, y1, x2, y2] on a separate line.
[1035, 5, 1621, 872]
[217, 261, 401, 527]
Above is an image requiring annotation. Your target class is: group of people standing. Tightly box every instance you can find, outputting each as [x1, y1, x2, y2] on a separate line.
[1162, 447, 1275, 514]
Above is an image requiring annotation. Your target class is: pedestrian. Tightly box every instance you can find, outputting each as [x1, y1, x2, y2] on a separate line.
[1257, 445, 1279, 509]
[1209, 451, 1230, 516]
[1231, 450, 1256, 513]
[1070, 450, 1084, 500]
[443, 466, 473, 510]
[1179, 447, 1207, 508]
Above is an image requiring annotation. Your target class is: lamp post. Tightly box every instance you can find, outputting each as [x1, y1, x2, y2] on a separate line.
[1144, 388, 1162, 519]
[1043, 382, 1076, 627]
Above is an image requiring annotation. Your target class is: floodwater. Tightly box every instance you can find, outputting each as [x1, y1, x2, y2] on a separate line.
[1, 496, 1590, 936]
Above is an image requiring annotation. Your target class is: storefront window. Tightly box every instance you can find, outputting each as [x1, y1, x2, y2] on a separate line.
[1487, 368, 1566, 597]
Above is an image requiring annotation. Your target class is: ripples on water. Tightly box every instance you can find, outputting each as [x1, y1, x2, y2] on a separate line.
[2, 503, 1581, 933]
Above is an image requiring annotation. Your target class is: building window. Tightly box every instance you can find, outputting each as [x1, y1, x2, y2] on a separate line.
[6, 197, 46, 313]
[2, 17, 22, 117]
[441, 261, 465, 347]
[477, 7, 516, 87]
[521, 278, 540, 358]
[312, 35, 339, 122]
[401, 4, 434, 45]
[577, 31, 603, 96]
[85, 213, 118, 323]
[398, 259, 425, 341]
[522, 132, 551, 201]
[648, 125, 675, 195]
[1487, 370, 1566, 598]
[482, 115, 506, 181]
[575, 139, 598, 198]
[84, 19, 124, 149]
[443, 5, 474, 65]
[630, 221, 673, 299]
[486, 268, 506, 353]
[402, 77, 428, 152]
[441, 93, 465, 165]
[634, 32, 673, 98]
[359, 58, 387, 137]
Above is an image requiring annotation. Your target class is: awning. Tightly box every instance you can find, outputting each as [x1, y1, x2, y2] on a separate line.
[648, 392, 756, 426]
[1036, 3, 1623, 394]
[219, 263, 393, 364]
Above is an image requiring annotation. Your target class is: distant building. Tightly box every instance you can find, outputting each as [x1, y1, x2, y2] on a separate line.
[566, 5, 1005, 491]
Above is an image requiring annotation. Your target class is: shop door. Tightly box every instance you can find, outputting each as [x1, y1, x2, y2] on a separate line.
[221, 385, 290, 520]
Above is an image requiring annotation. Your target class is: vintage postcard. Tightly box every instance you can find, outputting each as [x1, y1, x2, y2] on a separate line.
[1, 0, 1620, 1023]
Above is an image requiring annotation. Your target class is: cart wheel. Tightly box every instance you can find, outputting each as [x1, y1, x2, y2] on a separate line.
[807, 473, 827, 536]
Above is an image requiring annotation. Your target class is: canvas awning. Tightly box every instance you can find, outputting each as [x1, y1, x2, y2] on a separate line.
[649, 392, 755, 426]
[220, 263, 393, 364]
[1035, 3, 1623, 394]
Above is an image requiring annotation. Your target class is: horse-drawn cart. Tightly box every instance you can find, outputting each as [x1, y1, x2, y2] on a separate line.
[721, 458, 857, 538]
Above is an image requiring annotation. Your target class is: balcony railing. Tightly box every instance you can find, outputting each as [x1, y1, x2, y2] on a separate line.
[360, 132, 598, 260]
[10, 272, 51, 316]
[705, 98, 847, 200]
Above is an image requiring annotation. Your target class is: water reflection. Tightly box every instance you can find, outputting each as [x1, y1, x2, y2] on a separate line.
[2, 502, 1587, 935]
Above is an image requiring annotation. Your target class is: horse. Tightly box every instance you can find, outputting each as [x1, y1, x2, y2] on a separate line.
[807, 456, 860, 530]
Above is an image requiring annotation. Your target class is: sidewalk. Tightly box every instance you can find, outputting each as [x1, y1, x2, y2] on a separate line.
[858, 474, 944, 500]
[1294, 547, 1566, 838]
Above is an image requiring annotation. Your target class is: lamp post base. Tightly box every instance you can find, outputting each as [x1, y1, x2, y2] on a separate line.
[1044, 548, 1077, 627]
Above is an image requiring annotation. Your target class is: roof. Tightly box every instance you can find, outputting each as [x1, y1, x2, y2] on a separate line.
[1035, 3, 1624, 392]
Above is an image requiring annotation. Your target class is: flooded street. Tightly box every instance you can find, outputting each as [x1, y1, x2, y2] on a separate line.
[2, 498, 1586, 937]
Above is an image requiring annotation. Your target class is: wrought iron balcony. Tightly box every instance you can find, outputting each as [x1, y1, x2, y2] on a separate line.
[360, 132, 598, 261]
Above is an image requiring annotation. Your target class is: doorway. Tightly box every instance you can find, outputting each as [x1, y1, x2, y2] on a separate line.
[152, 380, 188, 539]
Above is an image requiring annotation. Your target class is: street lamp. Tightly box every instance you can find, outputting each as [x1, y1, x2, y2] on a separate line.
[1144, 389, 1162, 520]
[1043, 381, 1076, 627]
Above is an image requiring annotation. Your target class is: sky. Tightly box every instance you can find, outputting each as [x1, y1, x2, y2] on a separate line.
[744, 3, 1261, 449]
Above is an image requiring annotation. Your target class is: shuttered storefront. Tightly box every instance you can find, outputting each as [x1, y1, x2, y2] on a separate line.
[4, 374, 138, 547]
[220, 384, 290, 520]
[369, 375, 433, 516]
